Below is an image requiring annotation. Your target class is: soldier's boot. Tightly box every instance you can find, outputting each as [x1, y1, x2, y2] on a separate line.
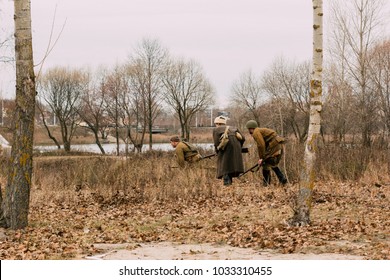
[272, 167, 287, 185]
[262, 169, 271, 186]
[223, 174, 232, 186]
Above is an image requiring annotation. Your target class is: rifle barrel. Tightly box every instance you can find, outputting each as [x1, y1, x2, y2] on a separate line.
[200, 147, 248, 161]
[238, 163, 259, 178]
[201, 153, 216, 160]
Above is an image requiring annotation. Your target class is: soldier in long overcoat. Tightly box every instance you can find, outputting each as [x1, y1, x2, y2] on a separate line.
[213, 116, 245, 186]
[245, 120, 287, 186]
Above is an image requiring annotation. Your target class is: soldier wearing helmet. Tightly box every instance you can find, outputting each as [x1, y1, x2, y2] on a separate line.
[245, 120, 287, 186]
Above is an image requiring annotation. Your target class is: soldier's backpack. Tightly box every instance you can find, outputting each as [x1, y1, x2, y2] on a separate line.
[182, 141, 202, 162]
[217, 126, 230, 151]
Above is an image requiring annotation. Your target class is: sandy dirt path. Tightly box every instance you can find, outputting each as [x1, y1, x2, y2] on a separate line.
[84, 242, 364, 260]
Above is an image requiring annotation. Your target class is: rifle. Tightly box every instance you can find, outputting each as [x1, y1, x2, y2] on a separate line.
[200, 147, 249, 161]
[200, 153, 217, 160]
[238, 162, 260, 178]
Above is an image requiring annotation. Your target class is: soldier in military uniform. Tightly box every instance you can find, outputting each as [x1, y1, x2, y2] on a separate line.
[169, 136, 202, 167]
[213, 116, 245, 186]
[245, 120, 287, 186]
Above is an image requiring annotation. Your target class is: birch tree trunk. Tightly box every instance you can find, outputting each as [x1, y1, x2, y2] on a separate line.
[2, 0, 36, 229]
[288, 0, 323, 226]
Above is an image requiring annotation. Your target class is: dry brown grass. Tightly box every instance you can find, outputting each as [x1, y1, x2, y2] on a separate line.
[30, 151, 218, 205]
[0, 141, 389, 260]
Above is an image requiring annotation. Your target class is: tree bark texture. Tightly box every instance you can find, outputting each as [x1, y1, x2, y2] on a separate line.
[3, 0, 36, 229]
[289, 0, 323, 226]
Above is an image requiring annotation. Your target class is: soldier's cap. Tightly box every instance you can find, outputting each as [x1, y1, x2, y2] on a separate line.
[170, 136, 180, 142]
[214, 115, 227, 125]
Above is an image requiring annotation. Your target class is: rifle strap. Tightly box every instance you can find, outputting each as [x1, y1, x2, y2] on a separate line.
[223, 126, 230, 137]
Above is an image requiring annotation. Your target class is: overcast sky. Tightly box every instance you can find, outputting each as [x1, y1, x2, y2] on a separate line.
[1, 0, 316, 106]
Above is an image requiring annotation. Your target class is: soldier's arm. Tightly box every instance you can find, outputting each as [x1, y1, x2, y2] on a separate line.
[253, 129, 266, 159]
[175, 146, 185, 167]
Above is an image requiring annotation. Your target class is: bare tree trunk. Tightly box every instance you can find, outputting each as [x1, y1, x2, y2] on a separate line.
[288, 0, 323, 226]
[91, 129, 105, 154]
[0, 184, 6, 227]
[330, 0, 385, 147]
[36, 103, 61, 149]
[2, 0, 36, 229]
[115, 96, 120, 156]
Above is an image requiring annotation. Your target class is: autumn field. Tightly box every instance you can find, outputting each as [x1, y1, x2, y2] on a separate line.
[0, 140, 389, 260]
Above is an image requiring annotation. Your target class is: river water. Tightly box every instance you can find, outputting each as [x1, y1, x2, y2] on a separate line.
[35, 143, 215, 154]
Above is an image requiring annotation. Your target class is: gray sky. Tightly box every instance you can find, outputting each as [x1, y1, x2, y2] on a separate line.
[1, 0, 314, 107]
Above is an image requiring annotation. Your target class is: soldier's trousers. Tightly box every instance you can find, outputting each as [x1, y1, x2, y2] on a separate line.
[262, 167, 287, 186]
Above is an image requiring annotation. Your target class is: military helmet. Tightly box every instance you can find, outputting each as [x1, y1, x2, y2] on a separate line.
[246, 120, 258, 129]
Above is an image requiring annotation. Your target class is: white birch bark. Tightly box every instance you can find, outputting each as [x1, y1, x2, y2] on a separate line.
[288, 0, 323, 226]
